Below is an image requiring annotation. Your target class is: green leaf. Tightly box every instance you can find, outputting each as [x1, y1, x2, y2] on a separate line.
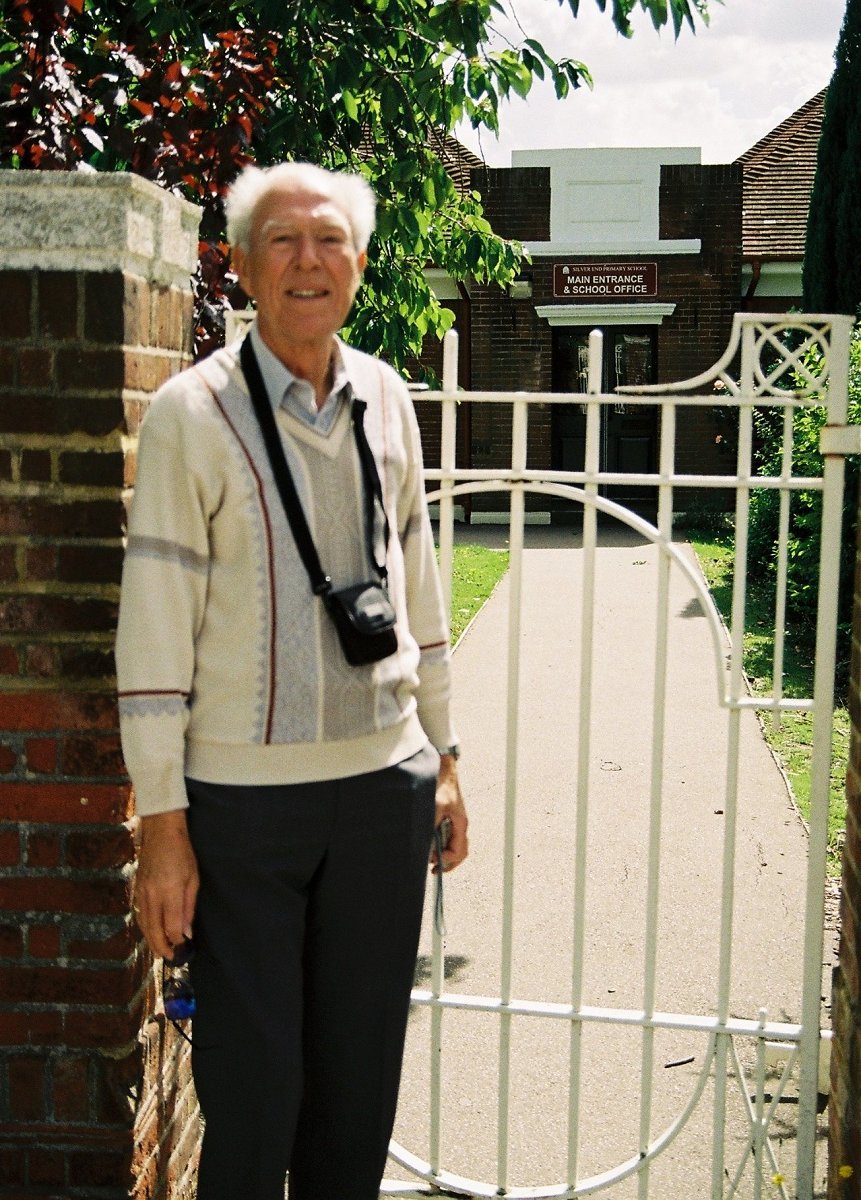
[341, 89, 359, 121]
[510, 59, 532, 98]
[0, 0, 712, 368]
[648, 0, 668, 30]
[465, 231, 484, 271]
[467, 62, 487, 100]
[521, 48, 544, 80]
[422, 174, 438, 207]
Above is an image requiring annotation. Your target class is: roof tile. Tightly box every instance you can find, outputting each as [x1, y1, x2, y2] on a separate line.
[736, 89, 825, 258]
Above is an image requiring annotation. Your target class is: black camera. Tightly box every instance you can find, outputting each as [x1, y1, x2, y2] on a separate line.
[325, 582, 398, 665]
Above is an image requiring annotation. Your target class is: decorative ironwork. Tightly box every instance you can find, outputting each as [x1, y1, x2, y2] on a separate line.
[388, 314, 854, 1200]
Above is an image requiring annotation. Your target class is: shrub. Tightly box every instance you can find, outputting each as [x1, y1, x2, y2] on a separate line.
[747, 327, 861, 685]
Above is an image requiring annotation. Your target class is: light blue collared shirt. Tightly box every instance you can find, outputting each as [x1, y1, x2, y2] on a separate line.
[249, 322, 353, 435]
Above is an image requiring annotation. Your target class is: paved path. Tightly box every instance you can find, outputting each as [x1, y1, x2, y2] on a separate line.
[388, 526, 832, 1199]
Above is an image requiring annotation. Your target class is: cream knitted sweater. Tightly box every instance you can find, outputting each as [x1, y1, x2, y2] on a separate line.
[115, 336, 456, 817]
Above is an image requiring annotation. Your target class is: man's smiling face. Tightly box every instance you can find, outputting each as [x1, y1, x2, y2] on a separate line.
[234, 182, 367, 360]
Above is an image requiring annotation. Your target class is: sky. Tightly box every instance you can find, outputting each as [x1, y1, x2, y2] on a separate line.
[455, 0, 846, 166]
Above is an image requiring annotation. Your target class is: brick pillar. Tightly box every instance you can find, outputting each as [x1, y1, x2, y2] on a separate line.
[0, 172, 200, 1199]
[831, 479, 861, 1199]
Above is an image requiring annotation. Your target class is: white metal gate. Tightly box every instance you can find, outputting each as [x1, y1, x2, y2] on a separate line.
[386, 313, 855, 1200]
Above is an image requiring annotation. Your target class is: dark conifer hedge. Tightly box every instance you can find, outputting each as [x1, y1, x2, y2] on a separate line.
[803, 0, 861, 317]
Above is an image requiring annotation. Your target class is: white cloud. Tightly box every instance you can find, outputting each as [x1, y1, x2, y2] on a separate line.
[457, 0, 845, 165]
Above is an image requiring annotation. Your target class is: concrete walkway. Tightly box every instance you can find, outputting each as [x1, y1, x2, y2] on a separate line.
[388, 526, 833, 1199]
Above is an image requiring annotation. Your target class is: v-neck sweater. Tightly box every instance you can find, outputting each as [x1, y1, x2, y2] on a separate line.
[115, 336, 456, 817]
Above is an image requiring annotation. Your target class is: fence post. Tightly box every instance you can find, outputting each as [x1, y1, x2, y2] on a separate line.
[831, 476, 861, 1199]
[0, 171, 201, 1198]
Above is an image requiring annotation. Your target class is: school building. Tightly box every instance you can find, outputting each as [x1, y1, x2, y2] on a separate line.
[419, 91, 825, 520]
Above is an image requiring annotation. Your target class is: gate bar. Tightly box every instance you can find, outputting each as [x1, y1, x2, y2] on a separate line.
[428, 329, 459, 1177]
[636, 399, 677, 1198]
[498, 398, 529, 1192]
[712, 322, 758, 1197]
[568, 329, 602, 1184]
[770, 408, 795, 732]
[423, 465, 825, 491]
[797, 314, 853, 1194]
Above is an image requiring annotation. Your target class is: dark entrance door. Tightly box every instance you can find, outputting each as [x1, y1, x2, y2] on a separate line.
[551, 326, 658, 519]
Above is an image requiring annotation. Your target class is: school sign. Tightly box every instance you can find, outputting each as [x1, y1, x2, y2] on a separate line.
[553, 262, 658, 299]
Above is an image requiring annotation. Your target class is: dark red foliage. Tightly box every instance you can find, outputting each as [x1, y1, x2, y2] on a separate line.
[1, 2, 278, 356]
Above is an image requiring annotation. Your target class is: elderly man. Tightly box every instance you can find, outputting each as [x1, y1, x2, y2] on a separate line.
[115, 161, 468, 1200]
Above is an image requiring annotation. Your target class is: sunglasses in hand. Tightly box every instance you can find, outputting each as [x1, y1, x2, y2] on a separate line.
[162, 939, 196, 1023]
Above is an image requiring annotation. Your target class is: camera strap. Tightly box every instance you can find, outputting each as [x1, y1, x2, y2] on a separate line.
[239, 334, 391, 598]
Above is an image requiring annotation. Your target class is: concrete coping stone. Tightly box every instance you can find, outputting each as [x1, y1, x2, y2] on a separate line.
[0, 170, 201, 289]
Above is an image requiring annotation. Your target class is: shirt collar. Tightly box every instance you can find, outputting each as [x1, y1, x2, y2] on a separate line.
[248, 321, 353, 432]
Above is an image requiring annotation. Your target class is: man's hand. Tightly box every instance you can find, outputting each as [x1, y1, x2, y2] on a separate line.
[134, 810, 199, 960]
[432, 753, 468, 874]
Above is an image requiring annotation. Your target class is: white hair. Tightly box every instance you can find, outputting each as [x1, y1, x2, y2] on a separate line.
[225, 162, 377, 254]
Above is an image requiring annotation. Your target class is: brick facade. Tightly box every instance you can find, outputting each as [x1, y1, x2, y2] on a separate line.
[657, 163, 743, 482]
[0, 172, 200, 1199]
[413, 158, 743, 516]
[467, 167, 552, 495]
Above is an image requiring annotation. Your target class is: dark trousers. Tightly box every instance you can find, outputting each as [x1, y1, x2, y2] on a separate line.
[185, 744, 438, 1200]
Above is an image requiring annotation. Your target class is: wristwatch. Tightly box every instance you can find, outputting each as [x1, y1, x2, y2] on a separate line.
[438, 744, 461, 760]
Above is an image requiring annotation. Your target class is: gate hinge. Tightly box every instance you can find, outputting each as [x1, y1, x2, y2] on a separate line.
[820, 425, 861, 456]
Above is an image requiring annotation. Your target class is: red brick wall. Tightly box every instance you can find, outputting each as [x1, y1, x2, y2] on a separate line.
[657, 164, 742, 485]
[830, 482, 861, 1198]
[0, 266, 198, 1198]
[658, 164, 743, 380]
[467, 276, 552, 502]
[473, 165, 550, 242]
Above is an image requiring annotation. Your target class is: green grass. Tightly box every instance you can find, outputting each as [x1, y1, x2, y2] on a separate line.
[448, 544, 509, 644]
[687, 527, 849, 874]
